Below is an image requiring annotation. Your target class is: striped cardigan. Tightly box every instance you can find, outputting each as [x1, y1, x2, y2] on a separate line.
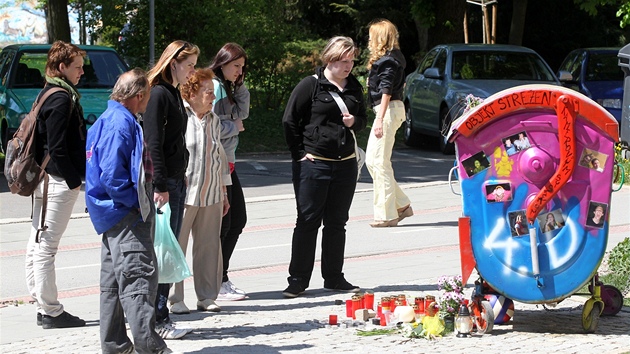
[183, 101, 231, 207]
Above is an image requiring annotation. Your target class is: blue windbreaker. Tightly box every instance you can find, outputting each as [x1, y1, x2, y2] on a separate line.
[85, 100, 144, 234]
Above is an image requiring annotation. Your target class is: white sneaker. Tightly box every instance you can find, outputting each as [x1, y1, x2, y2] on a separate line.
[170, 301, 190, 314]
[217, 281, 247, 301]
[225, 280, 247, 295]
[196, 299, 221, 312]
[156, 322, 188, 340]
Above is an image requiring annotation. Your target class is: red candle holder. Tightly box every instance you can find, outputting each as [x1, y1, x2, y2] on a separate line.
[351, 295, 361, 320]
[364, 292, 375, 310]
[415, 297, 425, 313]
[329, 314, 338, 325]
[345, 299, 353, 318]
[381, 296, 391, 314]
[397, 294, 407, 306]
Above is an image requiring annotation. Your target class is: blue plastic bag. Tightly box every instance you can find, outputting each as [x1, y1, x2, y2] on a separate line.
[154, 203, 192, 283]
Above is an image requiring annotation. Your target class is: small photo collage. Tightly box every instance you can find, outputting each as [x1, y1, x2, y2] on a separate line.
[585, 201, 607, 229]
[508, 210, 529, 237]
[502, 131, 531, 156]
[578, 147, 608, 173]
[485, 182, 512, 203]
[537, 209, 565, 234]
[462, 151, 490, 177]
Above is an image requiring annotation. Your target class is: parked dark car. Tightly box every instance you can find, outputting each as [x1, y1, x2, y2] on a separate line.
[0, 44, 129, 151]
[403, 44, 560, 154]
[557, 47, 623, 123]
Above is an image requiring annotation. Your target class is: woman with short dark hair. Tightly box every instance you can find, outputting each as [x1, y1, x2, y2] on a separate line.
[25, 40, 87, 329]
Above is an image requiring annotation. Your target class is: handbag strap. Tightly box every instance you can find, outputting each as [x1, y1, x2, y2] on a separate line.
[329, 91, 349, 115]
[311, 74, 359, 146]
[329, 91, 359, 145]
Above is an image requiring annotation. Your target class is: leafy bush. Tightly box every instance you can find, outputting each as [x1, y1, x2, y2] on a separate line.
[600, 237, 630, 306]
[613, 143, 630, 186]
[608, 237, 630, 276]
[237, 107, 287, 154]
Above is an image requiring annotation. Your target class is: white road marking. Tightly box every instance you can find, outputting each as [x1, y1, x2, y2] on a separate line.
[237, 243, 291, 251]
[391, 227, 444, 234]
[249, 162, 268, 171]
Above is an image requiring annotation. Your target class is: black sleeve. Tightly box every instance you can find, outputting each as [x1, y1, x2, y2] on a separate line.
[351, 90, 368, 134]
[349, 76, 368, 134]
[282, 76, 315, 161]
[377, 58, 397, 96]
[43, 92, 82, 189]
[143, 86, 169, 192]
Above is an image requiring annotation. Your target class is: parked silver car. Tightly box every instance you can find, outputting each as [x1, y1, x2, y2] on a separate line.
[403, 44, 560, 154]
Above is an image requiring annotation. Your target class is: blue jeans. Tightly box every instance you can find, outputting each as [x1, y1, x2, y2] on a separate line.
[100, 208, 167, 354]
[155, 177, 186, 324]
[288, 158, 357, 288]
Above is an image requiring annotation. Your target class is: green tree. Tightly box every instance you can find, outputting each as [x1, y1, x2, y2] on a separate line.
[45, 0, 71, 43]
[574, 0, 630, 27]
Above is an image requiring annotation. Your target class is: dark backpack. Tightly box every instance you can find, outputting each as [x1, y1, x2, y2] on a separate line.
[4, 87, 66, 196]
[4, 86, 69, 242]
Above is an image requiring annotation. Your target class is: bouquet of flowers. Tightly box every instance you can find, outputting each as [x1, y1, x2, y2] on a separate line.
[437, 275, 465, 317]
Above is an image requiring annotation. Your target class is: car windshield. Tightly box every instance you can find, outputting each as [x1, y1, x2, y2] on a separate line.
[586, 52, 623, 81]
[11, 49, 127, 89]
[451, 51, 556, 81]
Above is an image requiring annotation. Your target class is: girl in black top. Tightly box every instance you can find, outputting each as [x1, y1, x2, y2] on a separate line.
[282, 36, 367, 298]
[365, 19, 412, 228]
[143, 39, 199, 338]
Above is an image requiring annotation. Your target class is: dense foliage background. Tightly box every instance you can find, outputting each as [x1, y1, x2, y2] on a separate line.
[51, 0, 630, 152]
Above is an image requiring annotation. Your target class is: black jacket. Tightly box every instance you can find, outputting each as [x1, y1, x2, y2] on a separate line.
[36, 83, 86, 189]
[367, 49, 406, 107]
[283, 67, 367, 161]
[143, 80, 188, 192]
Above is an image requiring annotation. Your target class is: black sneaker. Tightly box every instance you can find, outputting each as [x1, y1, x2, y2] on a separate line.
[41, 311, 86, 329]
[283, 278, 306, 298]
[37, 313, 42, 326]
[324, 278, 360, 293]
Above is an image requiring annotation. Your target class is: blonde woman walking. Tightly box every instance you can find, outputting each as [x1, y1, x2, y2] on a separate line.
[365, 19, 412, 227]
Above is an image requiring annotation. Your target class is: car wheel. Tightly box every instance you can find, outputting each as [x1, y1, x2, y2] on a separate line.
[439, 107, 455, 155]
[403, 104, 422, 147]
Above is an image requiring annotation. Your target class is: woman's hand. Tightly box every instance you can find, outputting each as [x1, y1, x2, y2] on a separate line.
[154, 191, 169, 208]
[222, 197, 230, 216]
[300, 153, 315, 162]
[373, 118, 384, 139]
[235, 119, 245, 132]
[342, 113, 354, 128]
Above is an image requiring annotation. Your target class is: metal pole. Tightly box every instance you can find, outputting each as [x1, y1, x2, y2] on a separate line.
[149, 0, 155, 65]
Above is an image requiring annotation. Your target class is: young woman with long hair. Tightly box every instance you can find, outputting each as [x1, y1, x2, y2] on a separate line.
[143, 39, 199, 339]
[365, 19, 412, 228]
[209, 43, 250, 301]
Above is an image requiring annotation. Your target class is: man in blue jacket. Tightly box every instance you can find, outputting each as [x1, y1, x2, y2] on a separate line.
[85, 68, 174, 354]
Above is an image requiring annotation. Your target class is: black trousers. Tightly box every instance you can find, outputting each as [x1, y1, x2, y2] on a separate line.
[220, 169, 247, 283]
[288, 158, 357, 288]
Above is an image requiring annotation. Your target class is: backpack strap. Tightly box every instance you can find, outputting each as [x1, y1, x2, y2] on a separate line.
[34, 174, 48, 243]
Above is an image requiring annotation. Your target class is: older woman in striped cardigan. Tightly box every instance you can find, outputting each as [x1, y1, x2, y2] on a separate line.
[168, 68, 231, 314]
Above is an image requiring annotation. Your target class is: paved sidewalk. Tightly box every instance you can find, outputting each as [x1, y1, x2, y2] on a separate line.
[1, 181, 628, 353]
[1, 249, 629, 354]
